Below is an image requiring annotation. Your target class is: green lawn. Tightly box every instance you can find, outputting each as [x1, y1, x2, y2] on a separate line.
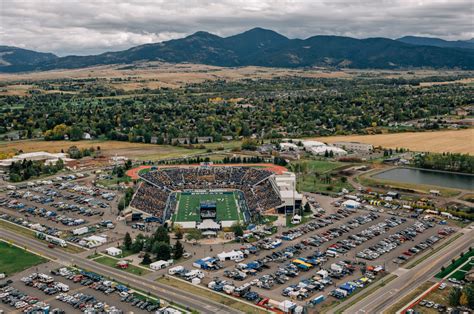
[0, 241, 47, 275]
[435, 248, 474, 278]
[175, 191, 240, 222]
[292, 159, 353, 194]
[94, 256, 150, 276]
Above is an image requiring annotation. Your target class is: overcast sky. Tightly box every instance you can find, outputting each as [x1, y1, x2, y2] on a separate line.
[1, 0, 473, 56]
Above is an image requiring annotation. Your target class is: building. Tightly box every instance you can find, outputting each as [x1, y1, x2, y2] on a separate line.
[149, 260, 171, 270]
[274, 171, 303, 213]
[0, 151, 74, 171]
[105, 247, 122, 257]
[172, 138, 191, 145]
[80, 235, 107, 248]
[301, 140, 326, 150]
[196, 136, 213, 143]
[342, 200, 361, 209]
[217, 250, 244, 262]
[308, 146, 347, 156]
[333, 142, 373, 153]
[280, 142, 299, 151]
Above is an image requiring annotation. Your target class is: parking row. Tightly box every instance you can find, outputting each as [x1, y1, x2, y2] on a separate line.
[0, 284, 64, 314]
[52, 267, 162, 313]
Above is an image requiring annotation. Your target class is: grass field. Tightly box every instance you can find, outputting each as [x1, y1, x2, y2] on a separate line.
[93, 256, 150, 276]
[294, 160, 353, 194]
[435, 248, 474, 279]
[0, 241, 47, 275]
[312, 129, 474, 154]
[175, 191, 240, 222]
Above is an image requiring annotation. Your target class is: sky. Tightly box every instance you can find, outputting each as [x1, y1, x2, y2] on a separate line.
[1, 0, 473, 56]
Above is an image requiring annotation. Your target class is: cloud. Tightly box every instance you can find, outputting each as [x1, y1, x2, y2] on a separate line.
[0, 0, 472, 56]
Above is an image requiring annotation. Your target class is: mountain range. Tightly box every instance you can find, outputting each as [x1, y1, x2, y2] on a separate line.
[1, 28, 473, 72]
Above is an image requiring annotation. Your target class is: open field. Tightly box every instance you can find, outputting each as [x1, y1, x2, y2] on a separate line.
[0, 241, 47, 275]
[312, 129, 474, 154]
[0, 139, 204, 160]
[175, 191, 240, 222]
[157, 276, 268, 314]
[93, 255, 151, 276]
[435, 248, 474, 278]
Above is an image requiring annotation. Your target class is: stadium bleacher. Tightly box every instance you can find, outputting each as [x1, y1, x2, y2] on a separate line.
[131, 166, 282, 223]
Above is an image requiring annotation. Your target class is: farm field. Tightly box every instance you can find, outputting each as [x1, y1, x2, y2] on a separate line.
[175, 191, 240, 222]
[0, 241, 47, 275]
[0, 139, 204, 160]
[312, 129, 474, 154]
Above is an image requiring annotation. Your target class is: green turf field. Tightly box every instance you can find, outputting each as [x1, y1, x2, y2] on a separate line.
[0, 241, 47, 275]
[174, 191, 240, 222]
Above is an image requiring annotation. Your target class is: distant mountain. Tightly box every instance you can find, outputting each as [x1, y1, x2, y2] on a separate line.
[0, 46, 57, 72]
[397, 36, 474, 50]
[1, 28, 474, 72]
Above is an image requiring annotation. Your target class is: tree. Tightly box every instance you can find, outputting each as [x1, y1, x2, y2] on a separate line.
[173, 240, 184, 260]
[173, 224, 183, 239]
[460, 292, 469, 307]
[141, 252, 152, 265]
[153, 242, 171, 261]
[449, 287, 462, 306]
[304, 202, 311, 213]
[131, 234, 145, 253]
[464, 283, 474, 309]
[185, 229, 202, 241]
[153, 226, 170, 244]
[69, 126, 83, 141]
[117, 198, 126, 212]
[123, 232, 132, 250]
[241, 138, 259, 151]
[232, 223, 244, 237]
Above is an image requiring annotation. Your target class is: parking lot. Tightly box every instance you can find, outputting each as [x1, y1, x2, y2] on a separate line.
[0, 261, 164, 314]
[0, 175, 137, 250]
[163, 196, 458, 308]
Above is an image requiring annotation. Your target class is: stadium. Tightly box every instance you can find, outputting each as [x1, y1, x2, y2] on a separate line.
[128, 165, 301, 235]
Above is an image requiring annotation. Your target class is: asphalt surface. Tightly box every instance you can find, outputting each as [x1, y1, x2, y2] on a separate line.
[338, 226, 473, 314]
[0, 228, 243, 314]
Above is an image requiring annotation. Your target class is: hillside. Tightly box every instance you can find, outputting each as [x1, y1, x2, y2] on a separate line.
[1, 28, 474, 72]
[397, 36, 474, 49]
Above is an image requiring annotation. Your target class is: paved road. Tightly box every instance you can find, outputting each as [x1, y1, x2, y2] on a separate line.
[339, 227, 473, 314]
[0, 229, 243, 314]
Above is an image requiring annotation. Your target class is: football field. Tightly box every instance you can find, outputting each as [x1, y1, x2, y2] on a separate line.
[174, 191, 241, 222]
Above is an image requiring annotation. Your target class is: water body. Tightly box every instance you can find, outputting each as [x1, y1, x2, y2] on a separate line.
[373, 167, 474, 190]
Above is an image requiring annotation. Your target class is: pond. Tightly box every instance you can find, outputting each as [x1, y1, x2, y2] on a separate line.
[372, 167, 474, 190]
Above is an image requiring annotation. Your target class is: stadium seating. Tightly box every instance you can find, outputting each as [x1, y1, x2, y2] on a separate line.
[131, 167, 282, 222]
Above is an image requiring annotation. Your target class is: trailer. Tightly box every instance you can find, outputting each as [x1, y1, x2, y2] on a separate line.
[310, 295, 325, 305]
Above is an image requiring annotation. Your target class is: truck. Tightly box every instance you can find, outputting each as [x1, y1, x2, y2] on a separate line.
[168, 266, 184, 275]
[72, 226, 88, 236]
[309, 294, 326, 305]
[330, 263, 344, 273]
